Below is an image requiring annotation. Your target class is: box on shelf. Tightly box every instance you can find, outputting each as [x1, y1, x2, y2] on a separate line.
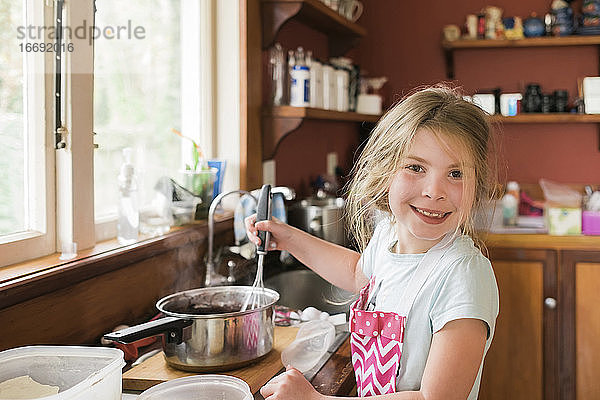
[582, 210, 600, 235]
[545, 207, 582, 235]
[583, 77, 600, 114]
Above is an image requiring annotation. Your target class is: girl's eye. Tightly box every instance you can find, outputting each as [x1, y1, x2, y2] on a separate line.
[406, 164, 424, 173]
[449, 169, 463, 179]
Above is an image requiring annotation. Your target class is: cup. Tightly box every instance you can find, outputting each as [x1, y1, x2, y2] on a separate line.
[339, 0, 363, 22]
[207, 159, 226, 199]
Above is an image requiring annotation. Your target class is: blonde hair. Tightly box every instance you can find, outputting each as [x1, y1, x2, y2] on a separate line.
[345, 84, 498, 252]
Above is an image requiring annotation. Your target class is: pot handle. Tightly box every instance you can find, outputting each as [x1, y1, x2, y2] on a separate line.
[103, 316, 193, 345]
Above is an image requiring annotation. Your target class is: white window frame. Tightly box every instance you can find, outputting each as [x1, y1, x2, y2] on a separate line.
[0, 0, 241, 268]
[0, 0, 56, 267]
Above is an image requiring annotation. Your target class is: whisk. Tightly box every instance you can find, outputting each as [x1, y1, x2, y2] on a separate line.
[241, 184, 272, 312]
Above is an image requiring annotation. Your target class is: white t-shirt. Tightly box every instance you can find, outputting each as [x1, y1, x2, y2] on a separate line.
[359, 217, 499, 399]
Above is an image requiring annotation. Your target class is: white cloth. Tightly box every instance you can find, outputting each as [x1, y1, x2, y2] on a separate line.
[359, 217, 499, 399]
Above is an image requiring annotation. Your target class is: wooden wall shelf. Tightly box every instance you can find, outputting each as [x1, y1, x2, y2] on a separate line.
[443, 35, 600, 78]
[261, 0, 367, 56]
[492, 114, 600, 123]
[443, 35, 600, 50]
[262, 106, 380, 160]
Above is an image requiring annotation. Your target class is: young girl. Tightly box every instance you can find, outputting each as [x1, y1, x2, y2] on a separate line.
[246, 85, 499, 400]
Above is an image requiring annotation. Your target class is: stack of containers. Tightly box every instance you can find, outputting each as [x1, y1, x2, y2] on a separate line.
[276, 44, 356, 112]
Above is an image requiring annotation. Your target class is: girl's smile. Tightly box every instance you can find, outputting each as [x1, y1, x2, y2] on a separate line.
[388, 128, 474, 253]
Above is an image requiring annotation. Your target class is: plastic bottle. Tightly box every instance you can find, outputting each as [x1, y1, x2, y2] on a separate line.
[290, 47, 310, 107]
[502, 181, 520, 226]
[117, 148, 139, 245]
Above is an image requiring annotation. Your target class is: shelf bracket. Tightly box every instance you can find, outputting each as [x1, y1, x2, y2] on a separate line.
[262, 116, 303, 160]
[329, 35, 361, 57]
[261, 2, 303, 49]
[444, 48, 454, 80]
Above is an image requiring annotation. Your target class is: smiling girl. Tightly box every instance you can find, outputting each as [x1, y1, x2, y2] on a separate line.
[246, 85, 499, 400]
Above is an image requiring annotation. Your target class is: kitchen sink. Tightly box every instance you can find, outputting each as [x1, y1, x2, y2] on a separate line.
[264, 269, 355, 315]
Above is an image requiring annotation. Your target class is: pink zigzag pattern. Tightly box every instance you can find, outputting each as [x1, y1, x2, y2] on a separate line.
[351, 333, 402, 396]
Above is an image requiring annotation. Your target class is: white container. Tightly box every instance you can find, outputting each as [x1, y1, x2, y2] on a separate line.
[335, 68, 349, 112]
[472, 94, 496, 115]
[290, 65, 310, 107]
[0, 346, 124, 400]
[500, 93, 522, 116]
[583, 77, 600, 114]
[309, 60, 322, 109]
[321, 64, 335, 110]
[138, 375, 252, 400]
[356, 94, 382, 115]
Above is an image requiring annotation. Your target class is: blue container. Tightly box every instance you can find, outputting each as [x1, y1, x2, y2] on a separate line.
[207, 159, 226, 199]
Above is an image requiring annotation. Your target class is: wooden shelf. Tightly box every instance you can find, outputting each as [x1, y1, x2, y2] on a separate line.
[443, 35, 600, 78]
[266, 106, 380, 122]
[262, 106, 380, 160]
[443, 35, 600, 50]
[261, 0, 367, 56]
[491, 114, 600, 123]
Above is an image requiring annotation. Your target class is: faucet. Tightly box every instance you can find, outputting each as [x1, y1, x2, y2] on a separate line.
[206, 190, 257, 287]
[204, 186, 296, 287]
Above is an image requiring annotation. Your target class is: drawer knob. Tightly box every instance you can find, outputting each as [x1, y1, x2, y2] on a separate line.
[544, 297, 557, 309]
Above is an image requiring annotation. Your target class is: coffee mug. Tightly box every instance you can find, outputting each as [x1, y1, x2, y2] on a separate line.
[339, 0, 363, 22]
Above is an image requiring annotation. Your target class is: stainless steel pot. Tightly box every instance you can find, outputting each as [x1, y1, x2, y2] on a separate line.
[104, 286, 279, 372]
[288, 197, 347, 246]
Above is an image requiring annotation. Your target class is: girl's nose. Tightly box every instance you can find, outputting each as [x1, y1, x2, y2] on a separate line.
[422, 176, 446, 200]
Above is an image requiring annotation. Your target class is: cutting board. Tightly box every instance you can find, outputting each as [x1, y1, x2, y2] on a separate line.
[122, 326, 298, 393]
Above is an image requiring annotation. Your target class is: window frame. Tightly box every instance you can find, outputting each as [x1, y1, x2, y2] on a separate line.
[0, 0, 56, 267]
[0, 0, 241, 269]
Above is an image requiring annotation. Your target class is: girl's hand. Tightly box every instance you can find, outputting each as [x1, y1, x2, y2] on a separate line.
[260, 366, 325, 400]
[244, 214, 293, 252]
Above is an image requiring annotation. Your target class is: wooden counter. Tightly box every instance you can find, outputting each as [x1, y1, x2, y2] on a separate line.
[483, 232, 600, 251]
[123, 327, 356, 397]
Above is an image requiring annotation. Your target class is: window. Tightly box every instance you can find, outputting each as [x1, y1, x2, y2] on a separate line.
[0, 0, 240, 268]
[0, 0, 54, 266]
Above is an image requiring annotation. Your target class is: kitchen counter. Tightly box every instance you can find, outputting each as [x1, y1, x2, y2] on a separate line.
[484, 232, 600, 250]
[122, 326, 356, 398]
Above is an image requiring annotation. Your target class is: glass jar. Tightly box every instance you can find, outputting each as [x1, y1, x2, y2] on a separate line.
[523, 84, 542, 113]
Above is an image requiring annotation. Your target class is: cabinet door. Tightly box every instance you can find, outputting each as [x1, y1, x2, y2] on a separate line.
[479, 248, 558, 400]
[561, 251, 600, 400]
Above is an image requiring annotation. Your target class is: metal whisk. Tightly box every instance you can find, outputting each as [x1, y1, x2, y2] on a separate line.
[241, 184, 272, 312]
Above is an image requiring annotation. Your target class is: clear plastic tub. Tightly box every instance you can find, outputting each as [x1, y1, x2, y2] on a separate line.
[0, 346, 124, 400]
[138, 375, 252, 400]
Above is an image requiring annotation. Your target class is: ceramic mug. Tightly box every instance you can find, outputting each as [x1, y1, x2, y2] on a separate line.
[339, 0, 363, 22]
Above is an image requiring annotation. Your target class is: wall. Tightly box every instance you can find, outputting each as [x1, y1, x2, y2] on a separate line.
[352, 0, 600, 185]
[269, 1, 599, 191]
[267, 20, 363, 197]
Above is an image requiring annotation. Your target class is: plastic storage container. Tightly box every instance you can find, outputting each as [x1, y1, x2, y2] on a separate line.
[0, 346, 124, 400]
[138, 375, 252, 400]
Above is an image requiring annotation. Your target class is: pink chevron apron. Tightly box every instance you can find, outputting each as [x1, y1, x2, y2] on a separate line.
[350, 235, 452, 397]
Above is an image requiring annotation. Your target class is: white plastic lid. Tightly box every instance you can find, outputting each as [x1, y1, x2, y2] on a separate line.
[0, 346, 124, 400]
[507, 181, 520, 191]
[138, 375, 252, 400]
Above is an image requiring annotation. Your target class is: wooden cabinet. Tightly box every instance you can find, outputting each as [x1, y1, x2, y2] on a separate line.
[561, 251, 600, 400]
[481, 235, 600, 400]
[481, 248, 558, 400]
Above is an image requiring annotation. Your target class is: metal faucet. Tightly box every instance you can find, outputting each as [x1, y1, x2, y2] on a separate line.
[206, 190, 257, 287]
[205, 186, 296, 287]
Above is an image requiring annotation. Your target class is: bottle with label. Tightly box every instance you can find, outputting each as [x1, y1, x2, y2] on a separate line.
[502, 181, 520, 226]
[117, 148, 139, 245]
[290, 47, 310, 107]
